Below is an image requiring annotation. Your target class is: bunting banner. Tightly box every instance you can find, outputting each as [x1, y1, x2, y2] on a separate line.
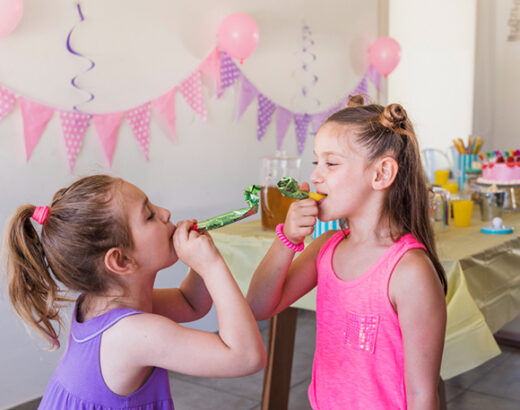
[92, 112, 124, 167]
[0, 47, 381, 171]
[217, 51, 381, 154]
[19, 98, 55, 161]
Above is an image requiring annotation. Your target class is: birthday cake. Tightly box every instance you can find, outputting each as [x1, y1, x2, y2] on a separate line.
[478, 152, 520, 185]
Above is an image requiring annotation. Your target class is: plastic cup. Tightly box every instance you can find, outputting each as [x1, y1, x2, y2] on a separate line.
[434, 169, 450, 186]
[442, 183, 458, 194]
[452, 200, 473, 227]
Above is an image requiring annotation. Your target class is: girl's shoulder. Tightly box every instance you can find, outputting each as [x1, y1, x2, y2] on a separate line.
[390, 248, 445, 307]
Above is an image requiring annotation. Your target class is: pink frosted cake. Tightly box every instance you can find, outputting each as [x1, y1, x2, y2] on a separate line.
[479, 157, 520, 185]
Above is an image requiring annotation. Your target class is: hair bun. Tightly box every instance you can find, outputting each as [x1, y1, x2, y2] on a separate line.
[346, 94, 366, 108]
[380, 103, 407, 129]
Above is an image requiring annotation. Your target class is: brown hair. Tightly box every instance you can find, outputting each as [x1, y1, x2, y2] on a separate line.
[4, 175, 133, 349]
[327, 95, 447, 293]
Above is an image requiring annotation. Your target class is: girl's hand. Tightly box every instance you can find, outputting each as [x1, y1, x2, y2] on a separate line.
[283, 182, 318, 245]
[173, 220, 223, 275]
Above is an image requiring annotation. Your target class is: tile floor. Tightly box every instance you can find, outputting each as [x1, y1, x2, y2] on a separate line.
[10, 310, 520, 410]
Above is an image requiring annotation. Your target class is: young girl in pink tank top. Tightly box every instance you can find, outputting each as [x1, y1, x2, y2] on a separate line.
[4, 175, 266, 409]
[247, 95, 447, 410]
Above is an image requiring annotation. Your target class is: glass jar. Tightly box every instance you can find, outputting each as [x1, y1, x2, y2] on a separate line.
[260, 151, 301, 230]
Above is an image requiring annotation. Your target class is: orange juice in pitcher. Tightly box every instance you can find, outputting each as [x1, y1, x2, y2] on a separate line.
[260, 152, 301, 230]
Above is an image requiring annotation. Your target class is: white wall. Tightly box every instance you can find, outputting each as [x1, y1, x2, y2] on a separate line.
[0, 0, 380, 407]
[387, 0, 477, 153]
[473, 0, 520, 150]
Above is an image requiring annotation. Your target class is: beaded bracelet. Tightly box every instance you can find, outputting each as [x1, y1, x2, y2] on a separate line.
[275, 223, 305, 252]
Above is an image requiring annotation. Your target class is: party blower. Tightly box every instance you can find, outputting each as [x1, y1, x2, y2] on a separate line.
[277, 177, 326, 201]
[193, 185, 261, 232]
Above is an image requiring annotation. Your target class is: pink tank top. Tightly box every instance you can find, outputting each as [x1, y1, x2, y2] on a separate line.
[308, 230, 425, 410]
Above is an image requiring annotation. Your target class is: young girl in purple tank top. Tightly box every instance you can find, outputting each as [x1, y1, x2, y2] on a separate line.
[4, 175, 266, 409]
[248, 95, 447, 410]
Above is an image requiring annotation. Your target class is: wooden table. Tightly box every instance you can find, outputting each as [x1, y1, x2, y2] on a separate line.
[211, 212, 520, 410]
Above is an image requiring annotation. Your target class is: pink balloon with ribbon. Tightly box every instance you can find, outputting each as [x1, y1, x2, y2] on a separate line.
[218, 13, 259, 64]
[368, 37, 401, 78]
[0, 0, 23, 39]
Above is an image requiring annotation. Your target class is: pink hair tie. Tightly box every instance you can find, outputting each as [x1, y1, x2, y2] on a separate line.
[32, 206, 50, 225]
[276, 223, 305, 252]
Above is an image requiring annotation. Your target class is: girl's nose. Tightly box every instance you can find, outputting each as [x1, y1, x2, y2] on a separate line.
[160, 207, 171, 223]
[310, 167, 323, 184]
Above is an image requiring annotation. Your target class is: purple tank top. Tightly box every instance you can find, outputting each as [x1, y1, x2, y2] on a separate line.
[38, 298, 174, 409]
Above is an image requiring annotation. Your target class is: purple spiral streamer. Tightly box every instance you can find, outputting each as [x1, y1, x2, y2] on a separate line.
[300, 24, 319, 103]
[292, 22, 320, 111]
[66, 3, 95, 112]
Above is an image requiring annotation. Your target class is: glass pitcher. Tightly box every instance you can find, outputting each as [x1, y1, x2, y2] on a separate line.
[260, 151, 301, 230]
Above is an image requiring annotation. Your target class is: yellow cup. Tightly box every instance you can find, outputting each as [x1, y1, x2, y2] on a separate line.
[434, 169, 450, 186]
[452, 200, 473, 227]
[442, 183, 458, 194]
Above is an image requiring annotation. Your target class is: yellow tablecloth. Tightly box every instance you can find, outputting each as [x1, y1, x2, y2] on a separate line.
[211, 213, 520, 379]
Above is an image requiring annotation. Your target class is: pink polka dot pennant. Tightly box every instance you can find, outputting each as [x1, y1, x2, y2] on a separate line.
[179, 71, 207, 121]
[59, 110, 92, 173]
[126, 103, 152, 161]
[0, 86, 16, 120]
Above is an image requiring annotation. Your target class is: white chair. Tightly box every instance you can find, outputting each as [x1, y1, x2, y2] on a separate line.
[421, 148, 454, 183]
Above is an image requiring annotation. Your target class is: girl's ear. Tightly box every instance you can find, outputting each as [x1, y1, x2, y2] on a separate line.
[104, 247, 136, 276]
[372, 156, 399, 190]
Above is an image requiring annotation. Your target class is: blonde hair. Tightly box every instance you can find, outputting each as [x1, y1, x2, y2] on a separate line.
[4, 175, 133, 349]
[326, 95, 447, 293]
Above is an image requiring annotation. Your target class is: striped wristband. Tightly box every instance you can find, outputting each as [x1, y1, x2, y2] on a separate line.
[276, 223, 305, 252]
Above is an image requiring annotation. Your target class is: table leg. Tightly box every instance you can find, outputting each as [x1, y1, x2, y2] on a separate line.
[261, 307, 298, 410]
[438, 377, 447, 410]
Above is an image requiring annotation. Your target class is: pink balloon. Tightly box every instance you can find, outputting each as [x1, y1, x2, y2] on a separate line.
[368, 37, 401, 78]
[0, 0, 23, 39]
[218, 13, 259, 64]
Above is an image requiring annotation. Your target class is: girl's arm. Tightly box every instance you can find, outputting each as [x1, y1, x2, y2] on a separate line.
[152, 268, 212, 323]
[247, 229, 334, 321]
[390, 249, 447, 410]
[116, 220, 266, 378]
[246, 197, 333, 321]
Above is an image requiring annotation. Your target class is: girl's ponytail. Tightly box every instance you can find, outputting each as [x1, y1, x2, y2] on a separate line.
[5, 205, 67, 349]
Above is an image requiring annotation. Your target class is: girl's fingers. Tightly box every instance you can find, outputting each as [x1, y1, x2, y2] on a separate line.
[300, 182, 310, 192]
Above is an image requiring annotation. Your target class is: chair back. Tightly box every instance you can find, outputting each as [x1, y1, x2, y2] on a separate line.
[421, 148, 453, 182]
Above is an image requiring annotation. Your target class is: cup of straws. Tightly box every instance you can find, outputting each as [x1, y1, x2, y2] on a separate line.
[452, 136, 484, 191]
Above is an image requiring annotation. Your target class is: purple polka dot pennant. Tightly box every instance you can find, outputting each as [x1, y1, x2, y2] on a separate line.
[294, 113, 311, 154]
[218, 52, 241, 98]
[257, 94, 276, 141]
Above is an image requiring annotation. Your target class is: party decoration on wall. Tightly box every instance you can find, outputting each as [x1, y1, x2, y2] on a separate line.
[0, 45, 381, 172]
[0, 0, 23, 39]
[60, 110, 91, 172]
[507, 0, 520, 41]
[66, 3, 96, 112]
[368, 37, 401, 78]
[294, 22, 320, 109]
[92, 112, 124, 167]
[217, 13, 259, 64]
[152, 88, 178, 143]
[19, 98, 54, 161]
[218, 51, 379, 154]
[0, 86, 16, 120]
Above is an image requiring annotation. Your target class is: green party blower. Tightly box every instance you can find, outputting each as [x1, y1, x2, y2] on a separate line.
[193, 185, 261, 233]
[276, 177, 326, 201]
